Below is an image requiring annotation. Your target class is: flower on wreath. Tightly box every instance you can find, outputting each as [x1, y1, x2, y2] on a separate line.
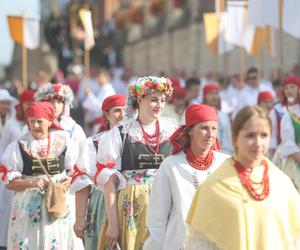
[34, 83, 74, 107]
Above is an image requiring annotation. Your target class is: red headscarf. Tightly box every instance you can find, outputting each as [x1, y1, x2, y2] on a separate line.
[27, 102, 55, 121]
[98, 94, 126, 132]
[203, 83, 221, 97]
[15, 90, 35, 121]
[172, 87, 186, 99]
[257, 91, 274, 104]
[171, 104, 220, 154]
[101, 94, 126, 112]
[283, 76, 300, 87]
[16, 90, 35, 109]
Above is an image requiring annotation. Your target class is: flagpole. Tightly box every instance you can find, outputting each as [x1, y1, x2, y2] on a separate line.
[84, 48, 90, 78]
[279, 0, 284, 71]
[22, 45, 28, 89]
[239, 47, 245, 84]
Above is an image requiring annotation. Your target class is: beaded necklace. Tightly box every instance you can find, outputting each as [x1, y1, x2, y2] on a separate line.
[137, 118, 161, 154]
[186, 149, 214, 171]
[234, 159, 269, 201]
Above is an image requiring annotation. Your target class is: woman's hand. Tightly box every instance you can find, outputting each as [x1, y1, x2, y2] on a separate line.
[73, 216, 87, 239]
[106, 221, 119, 248]
[33, 177, 49, 191]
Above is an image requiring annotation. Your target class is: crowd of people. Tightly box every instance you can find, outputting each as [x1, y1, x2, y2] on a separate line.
[0, 64, 300, 249]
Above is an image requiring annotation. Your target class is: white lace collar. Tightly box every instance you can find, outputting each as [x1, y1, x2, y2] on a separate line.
[19, 130, 67, 158]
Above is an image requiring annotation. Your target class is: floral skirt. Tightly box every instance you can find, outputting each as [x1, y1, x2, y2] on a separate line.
[85, 189, 106, 250]
[7, 187, 84, 250]
[0, 181, 14, 247]
[98, 184, 151, 250]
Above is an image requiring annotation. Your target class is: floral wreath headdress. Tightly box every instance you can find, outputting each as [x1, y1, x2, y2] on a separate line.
[123, 76, 173, 127]
[34, 83, 74, 107]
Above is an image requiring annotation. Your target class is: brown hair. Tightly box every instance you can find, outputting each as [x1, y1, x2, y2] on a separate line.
[232, 106, 271, 151]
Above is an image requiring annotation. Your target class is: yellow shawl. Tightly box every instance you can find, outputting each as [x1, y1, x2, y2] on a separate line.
[187, 157, 300, 250]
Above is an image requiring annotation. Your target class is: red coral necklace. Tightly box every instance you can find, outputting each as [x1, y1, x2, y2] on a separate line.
[186, 149, 214, 171]
[137, 118, 160, 154]
[234, 159, 269, 201]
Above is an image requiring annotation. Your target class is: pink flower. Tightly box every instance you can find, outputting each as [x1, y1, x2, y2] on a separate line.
[134, 172, 144, 182]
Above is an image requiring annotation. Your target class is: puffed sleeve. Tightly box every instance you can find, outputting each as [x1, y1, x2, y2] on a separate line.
[280, 112, 300, 157]
[1, 141, 24, 184]
[143, 159, 172, 250]
[71, 123, 86, 143]
[269, 109, 278, 149]
[69, 138, 94, 194]
[64, 137, 80, 175]
[94, 126, 126, 191]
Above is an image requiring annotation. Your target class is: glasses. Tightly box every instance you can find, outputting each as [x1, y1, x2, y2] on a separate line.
[247, 76, 257, 80]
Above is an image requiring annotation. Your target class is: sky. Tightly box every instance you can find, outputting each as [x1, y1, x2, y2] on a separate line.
[0, 0, 40, 66]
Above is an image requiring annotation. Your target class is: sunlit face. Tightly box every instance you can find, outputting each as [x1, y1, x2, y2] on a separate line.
[235, 117, 270, 166]
[28, 117, 52, 139]
[137, 91, 166, 122]
[204, 90, 220, 108]
[283, 83, 298, 104]
[259, 99, 274, 114]
[188, 121, 218, 153]
[105, 106, 125, 127]
[0, 100, 11, 117]
[51, 99, 64, 118]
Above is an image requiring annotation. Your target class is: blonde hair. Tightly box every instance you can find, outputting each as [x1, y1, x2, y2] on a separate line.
[232, 105, 271, 151]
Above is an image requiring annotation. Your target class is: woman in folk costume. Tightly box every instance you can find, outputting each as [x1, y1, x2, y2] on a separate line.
[269, 76, 300, 158]
[257, 91, 274, 114]
[0, 102, 84, 249]
[143, 104, 230, 250]
[279, 76, 300, 192]
[71, 94, 126, 250]
[202, 83, 233, 154]
[185, 106, 300, 250]
[95, 76, 177, 250]
[0, 90, 34, 249]
[34, 83, 86, 142]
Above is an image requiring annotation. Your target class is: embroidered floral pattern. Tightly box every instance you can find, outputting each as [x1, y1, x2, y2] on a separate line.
[10, 204, 19, 226]
[123, 193, 140, 229]
[45, 238, 59, 250]
[123, 169, 158, 185]
[25, 190, 43, 225]
[86, 205, 96, 235]
[11, 235, 29, 250]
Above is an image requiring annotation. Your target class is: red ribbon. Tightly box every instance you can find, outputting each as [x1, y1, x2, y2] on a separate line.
[93, 162, 115, 186]
[0, 165, 8, 181]
[70, 165, 88, 185]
